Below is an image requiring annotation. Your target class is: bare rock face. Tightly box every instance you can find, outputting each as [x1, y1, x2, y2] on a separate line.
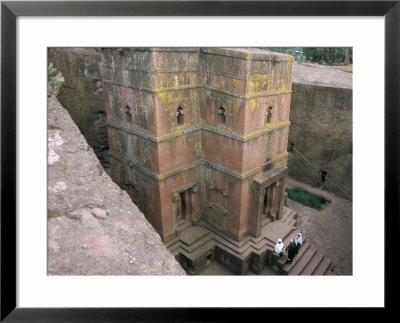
[47, 48, 109, 166]
[47, 92, 185, 275]
[292, 61, 352, 89]
[288, 62, 352, 199]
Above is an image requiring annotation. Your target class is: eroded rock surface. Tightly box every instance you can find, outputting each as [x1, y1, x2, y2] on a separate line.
[48, 91, 185, 275]
[48, 48, 109, 165]
[292, 61, 352, 89]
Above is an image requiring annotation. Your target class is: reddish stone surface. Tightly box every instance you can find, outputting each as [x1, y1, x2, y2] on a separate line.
[103, 48, 293, 242]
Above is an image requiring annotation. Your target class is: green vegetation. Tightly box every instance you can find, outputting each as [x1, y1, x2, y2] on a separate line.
[286, 187, 329, 211]
[263, 47, 307, 62]
[262, 47, 352, 66]
[48, 62, 65, 96]
[302, 47, 352, 65]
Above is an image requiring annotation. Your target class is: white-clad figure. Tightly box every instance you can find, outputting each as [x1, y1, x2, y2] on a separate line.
[274, 238, 285, 254]
[295, 232, 303, 247]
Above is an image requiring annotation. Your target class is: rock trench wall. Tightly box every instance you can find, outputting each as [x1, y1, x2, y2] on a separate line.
[48, 48, 109, 166]
[287, 82, 352, 199]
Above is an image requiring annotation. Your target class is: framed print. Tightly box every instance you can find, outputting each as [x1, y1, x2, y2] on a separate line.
[1, 0, 399, 321]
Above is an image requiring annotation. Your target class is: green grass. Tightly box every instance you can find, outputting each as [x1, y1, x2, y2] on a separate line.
[286, 187, 328, 211]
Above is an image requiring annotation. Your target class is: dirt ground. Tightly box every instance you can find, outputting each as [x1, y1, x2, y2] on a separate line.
[199, 177, 352, 276]
[286, 177, 353, 275]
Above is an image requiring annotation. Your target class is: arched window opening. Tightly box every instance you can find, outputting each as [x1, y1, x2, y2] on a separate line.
[102, 147, 110, 164]
[266, 106, 273, 124]
[218, 106, 226, 125]
[288, 142, 294, 152]
[124, 105, 132, 123]
[320, 171, 327, 184]
[177, 106, 184, 125]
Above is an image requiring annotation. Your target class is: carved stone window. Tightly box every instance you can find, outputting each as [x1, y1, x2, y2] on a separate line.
[288, 142, 294, 152]
[177, 106, 184, 125]
[175, 190, 191, 225]
[266, 106, 273, 124]
[209, 182, 229, 197]
[172, 182, 197, 227]
[124, 105, 132, 123]
[218, 106, 226, 125]
[320, 170, 327, 184]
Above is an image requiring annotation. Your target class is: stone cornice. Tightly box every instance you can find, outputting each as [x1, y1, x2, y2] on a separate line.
[103, 79, 292, 99]
[109, 150, 289, 182]
[107, 119, 290, 143]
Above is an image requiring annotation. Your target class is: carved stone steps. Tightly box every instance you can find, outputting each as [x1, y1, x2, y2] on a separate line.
[288, 246, 316, 275]
[165, 205, 333, 276]
[169, 235, 213, 256]
[300, 252, 324, 275]
[312, 256, 332, 275]
[278, 240, 311, 273]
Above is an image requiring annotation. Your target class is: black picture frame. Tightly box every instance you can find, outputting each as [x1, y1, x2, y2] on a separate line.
[1, 1, 398, 321]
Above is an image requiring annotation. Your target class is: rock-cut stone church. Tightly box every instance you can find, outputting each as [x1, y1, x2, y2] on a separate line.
[102, 48, 301, 274]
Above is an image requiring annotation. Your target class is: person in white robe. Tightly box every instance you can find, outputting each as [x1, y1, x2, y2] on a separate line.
[295, 233, 303, 247]
[274, 238, 285, 254]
